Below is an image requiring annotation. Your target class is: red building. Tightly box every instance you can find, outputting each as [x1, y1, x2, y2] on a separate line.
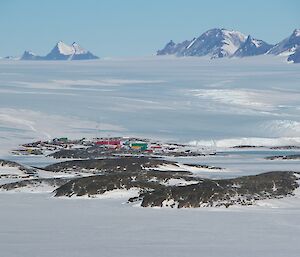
[96, 140, 121, 146]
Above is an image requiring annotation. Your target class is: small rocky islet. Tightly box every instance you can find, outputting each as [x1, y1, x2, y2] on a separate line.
[1, 137, 299, 208]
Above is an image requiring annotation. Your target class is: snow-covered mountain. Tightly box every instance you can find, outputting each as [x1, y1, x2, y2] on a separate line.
[21, 51, 43, 60]
[20, 41, 99, 61]
[157, 28, 300, 64]
[233, 35, 273, 57]
[268, 29, 300, 56]
[157, 40, 192, 56]
[44, 41, 99, 60]
[157, 28, 247, 58]
[44, 41, 75, 60]
[70, 42, 99, 60]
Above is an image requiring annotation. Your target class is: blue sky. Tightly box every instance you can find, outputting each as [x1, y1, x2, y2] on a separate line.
[0, 0, 299, 57]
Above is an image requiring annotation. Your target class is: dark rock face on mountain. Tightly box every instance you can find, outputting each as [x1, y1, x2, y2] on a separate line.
[44, 41, 72, 60]
[157, 39, 193, 56]
[233, 35, 273, 57]
[287, 48, 300, 63]
[20, 51, 43, 60]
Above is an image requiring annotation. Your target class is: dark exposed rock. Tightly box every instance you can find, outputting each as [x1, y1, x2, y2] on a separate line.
[20, 51, 44, 60]
[1, 156, 299, 208]
[1, 159, 27, 171]
[233, 35, 273, 57]
[44, 156, 191, 174]
[183, 163, 221, 170]
[266, 154, 300, 160]
[0, 178, 71, 191]
[48, 145, 122, 159]
[270, 146, 300, 150]
[140, 172, 299, 208]
[0, 159, 37, 175]
[288, 48, 300, 63]
[268, 29, 300, 55]
[53, 165, 300, 208]
[231, 145, 262, 149]
[54, 171, 197, 197]
[48, 145, 206, 159]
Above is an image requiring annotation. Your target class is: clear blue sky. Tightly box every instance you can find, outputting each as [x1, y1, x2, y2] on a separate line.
[0, 0, 299, 57]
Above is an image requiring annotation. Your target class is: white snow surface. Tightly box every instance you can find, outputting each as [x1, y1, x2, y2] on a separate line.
[220, 29, 246, 55]
[57, 41, 75, 55]
[160, 178, 199, 186]
[0, 181, 57, 193]
[0, 193, 300, 257]
[190, 137, 300, 148]
[0, 56, 300, 156]
[72, 42, 87, 54]
[54, 41, 91, 56]
[151, 163, 223, 173]
[0, 166, 24, 176]
[70, 188, 141, 199]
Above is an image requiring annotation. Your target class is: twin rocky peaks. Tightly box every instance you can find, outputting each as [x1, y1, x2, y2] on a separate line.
[157, 28, 300, 63]
[21, 41, 98, 60]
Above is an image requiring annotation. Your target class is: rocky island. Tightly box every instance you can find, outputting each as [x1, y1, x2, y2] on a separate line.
[0, 137, 299, 208]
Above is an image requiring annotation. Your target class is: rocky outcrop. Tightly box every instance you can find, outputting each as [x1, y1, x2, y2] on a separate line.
[48, 145, 206, 159]
[0, 159, 37, 175]
[0, 178, 71, 192]
[266, 154, 300, 160]
[1, 156, 299, 208]
[53, 166, 299, 208]
[44, 156, 189, 174]
[54, 171, 198, 197]
[140, 171, 299, 208]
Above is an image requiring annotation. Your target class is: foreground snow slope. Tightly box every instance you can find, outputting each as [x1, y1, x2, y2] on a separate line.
[0, 193, 300, 257]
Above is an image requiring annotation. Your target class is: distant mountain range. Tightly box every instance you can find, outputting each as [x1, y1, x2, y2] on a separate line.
[20, 41, 99, 61]
[1, 30, 299, 63]
[157, 28, 300, 63]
